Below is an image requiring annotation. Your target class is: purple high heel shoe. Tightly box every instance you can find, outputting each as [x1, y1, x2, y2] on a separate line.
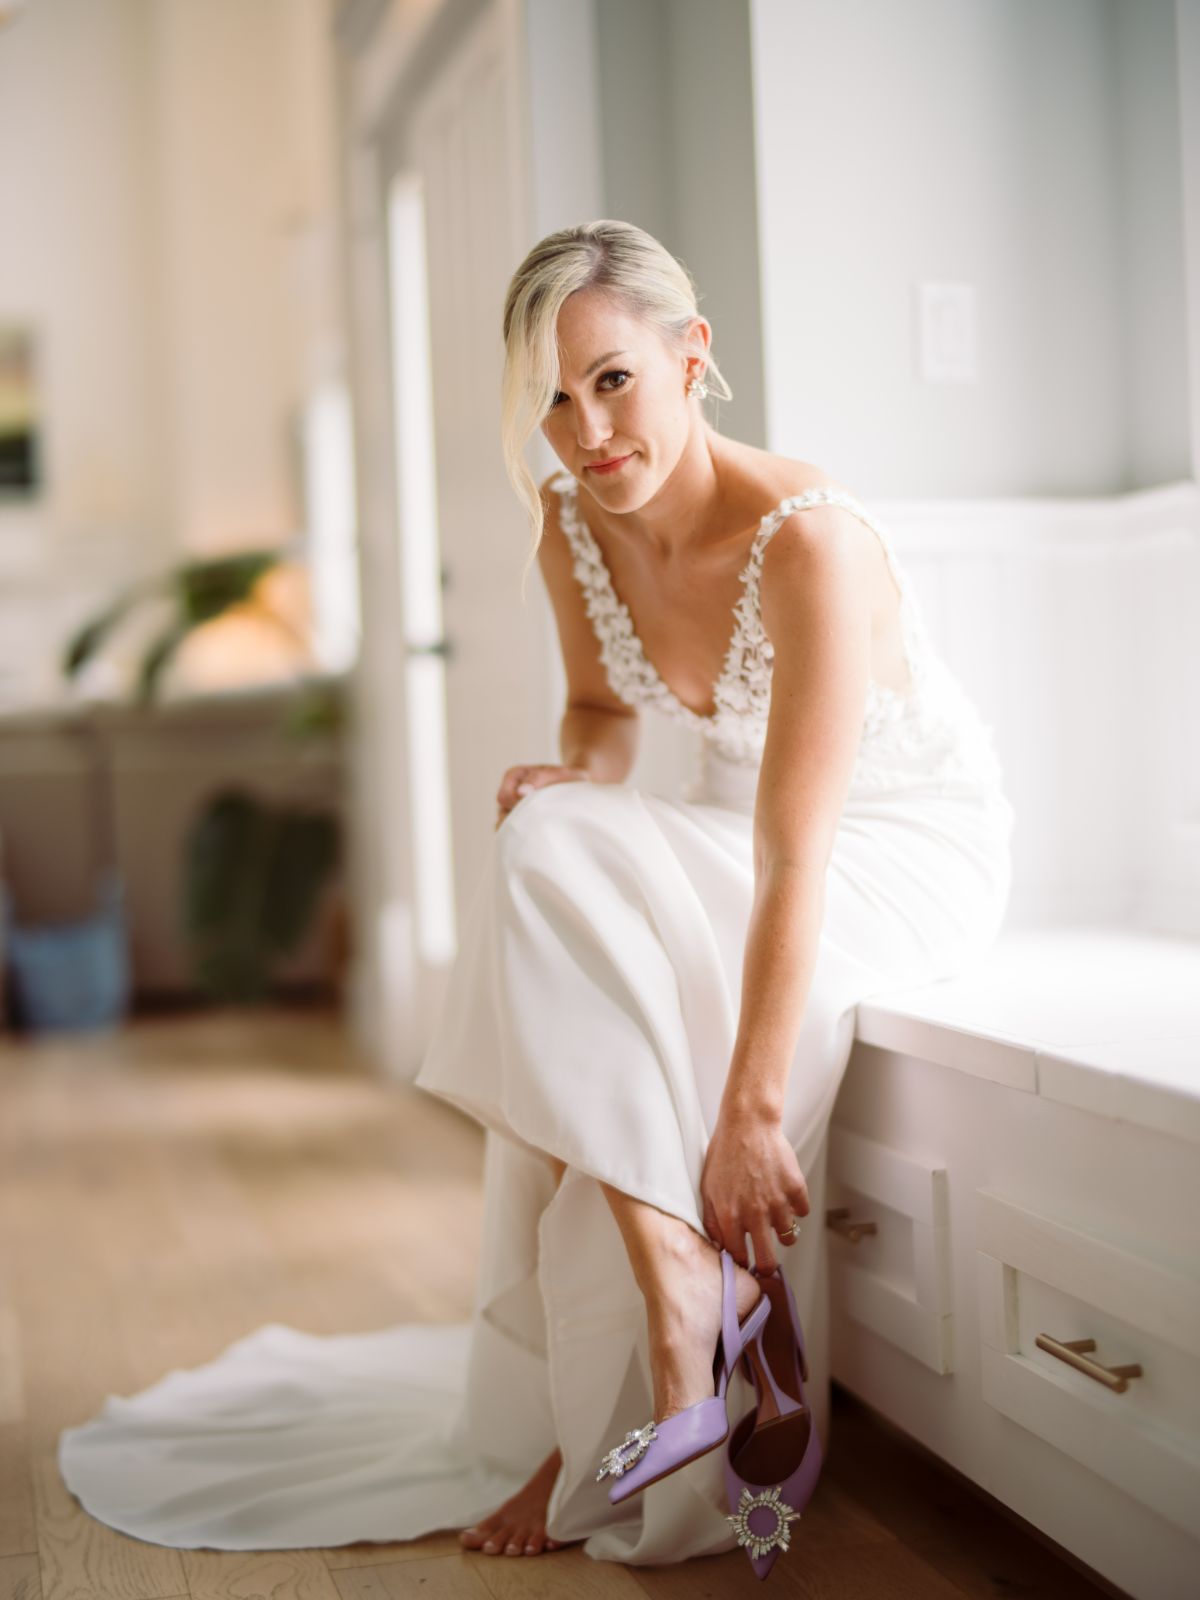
[722, 1265, 823, 1580]
[595, 1247, 772, 1505]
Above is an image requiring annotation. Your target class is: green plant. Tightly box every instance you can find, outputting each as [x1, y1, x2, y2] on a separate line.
[62, 550, 291, 704]
[60, 550, 346, 1003]
[184, 789, 340, 1001]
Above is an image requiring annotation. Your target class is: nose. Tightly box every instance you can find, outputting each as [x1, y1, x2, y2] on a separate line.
[574, 398, 613, 451]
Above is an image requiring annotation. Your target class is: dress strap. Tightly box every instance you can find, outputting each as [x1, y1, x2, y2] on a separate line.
[751, 487, 930, 695]
[755, 487, 911, 604]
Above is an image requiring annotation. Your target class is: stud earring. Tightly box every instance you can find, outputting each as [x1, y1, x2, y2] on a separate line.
[687, 376, 709, 399]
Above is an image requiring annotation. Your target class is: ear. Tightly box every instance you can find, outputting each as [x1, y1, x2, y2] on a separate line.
[682, 315, 713, 383]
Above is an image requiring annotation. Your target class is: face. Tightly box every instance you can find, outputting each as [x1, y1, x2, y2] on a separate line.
[540, 287, 709, 504]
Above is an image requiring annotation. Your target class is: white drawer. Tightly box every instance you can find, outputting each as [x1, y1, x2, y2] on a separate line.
[975, 1187, 1200, 1539]
[826, 1124, 954, 1374]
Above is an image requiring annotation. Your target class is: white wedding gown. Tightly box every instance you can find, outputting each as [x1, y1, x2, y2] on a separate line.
[58, 475, 1015, 1567]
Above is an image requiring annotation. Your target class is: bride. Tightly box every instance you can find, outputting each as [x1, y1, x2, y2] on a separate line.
[57, 219, 1014, 1576]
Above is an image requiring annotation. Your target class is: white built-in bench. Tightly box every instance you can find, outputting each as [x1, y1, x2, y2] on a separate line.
[830, 926, 1200, 1600]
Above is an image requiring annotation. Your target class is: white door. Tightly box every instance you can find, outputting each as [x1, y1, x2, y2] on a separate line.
[377, 0, 557, 1047]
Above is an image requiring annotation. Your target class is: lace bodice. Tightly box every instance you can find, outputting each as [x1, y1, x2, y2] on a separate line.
[549, 470, 1006, 799]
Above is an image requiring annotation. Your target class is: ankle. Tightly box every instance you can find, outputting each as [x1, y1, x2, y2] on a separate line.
[635, 1222, 718, 1301]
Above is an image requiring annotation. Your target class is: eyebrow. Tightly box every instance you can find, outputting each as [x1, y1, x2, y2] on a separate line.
[581, 348, 629, 378]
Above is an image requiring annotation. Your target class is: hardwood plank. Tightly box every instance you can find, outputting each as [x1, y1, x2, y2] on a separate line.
[0, 1552, 42, 1600]
[181, 1550, 343, 1600]
[0, 1420, 37, 1561]
[31, 1447, 188, 1600]
[473, 1545, 648, 1599]
[328, 1553, 495, 1597]
[0, 1306, 23, 1425]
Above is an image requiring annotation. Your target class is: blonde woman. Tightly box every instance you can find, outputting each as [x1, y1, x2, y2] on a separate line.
[58, 221, 1013, 1576]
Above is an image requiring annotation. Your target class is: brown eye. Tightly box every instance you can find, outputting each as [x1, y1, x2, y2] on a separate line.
[549, 369, 632, 410]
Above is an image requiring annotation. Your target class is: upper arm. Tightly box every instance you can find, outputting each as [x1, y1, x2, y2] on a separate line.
[536, 473, 639, 720]
[753, 504, 873, 875]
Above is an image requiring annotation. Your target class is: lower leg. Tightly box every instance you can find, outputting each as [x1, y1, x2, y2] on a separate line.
[599, 1180, 762, 1423]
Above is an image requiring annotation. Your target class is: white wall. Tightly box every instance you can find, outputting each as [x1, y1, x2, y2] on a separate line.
[0, 0, 345, 707]
[0, 0, 169, 558]
[748, 0, 1192, 499]
[595, 0, 767, 449]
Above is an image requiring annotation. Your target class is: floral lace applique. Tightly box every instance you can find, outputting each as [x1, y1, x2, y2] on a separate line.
[549, 471, 1004, 795]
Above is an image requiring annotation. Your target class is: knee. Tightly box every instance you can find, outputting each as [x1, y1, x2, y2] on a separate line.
[491, 777, 584, 874]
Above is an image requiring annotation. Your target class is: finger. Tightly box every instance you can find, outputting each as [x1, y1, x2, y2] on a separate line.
[721, 1218, 751, 1270]
[701, 1199, 724, 1248]
[770, 1198, 799, 1246]
[496, 766, 529, 808]
[750, 1218, 779, 1275]
[788, 1177, 811, 1217]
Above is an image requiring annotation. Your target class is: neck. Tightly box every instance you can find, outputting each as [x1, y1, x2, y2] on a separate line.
[583, 424, 735, 563]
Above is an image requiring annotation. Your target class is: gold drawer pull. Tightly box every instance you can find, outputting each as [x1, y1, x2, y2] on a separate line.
[825, 1206, 877, 1244]
[1034, 1334, 1144, 1392]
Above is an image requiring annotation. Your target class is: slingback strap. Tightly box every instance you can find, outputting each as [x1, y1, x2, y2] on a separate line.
[748, 1316, 794, 1416]
[720, 1250, 740, 1375]
[778, 1269, 810, 1387]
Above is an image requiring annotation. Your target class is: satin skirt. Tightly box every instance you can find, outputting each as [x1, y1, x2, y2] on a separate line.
[57, 755, 1014, 1563]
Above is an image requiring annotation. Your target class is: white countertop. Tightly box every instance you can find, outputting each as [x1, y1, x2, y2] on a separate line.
[853, 926, 1200, 1146]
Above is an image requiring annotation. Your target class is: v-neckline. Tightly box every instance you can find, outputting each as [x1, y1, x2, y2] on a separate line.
[558, 477, 802, 725]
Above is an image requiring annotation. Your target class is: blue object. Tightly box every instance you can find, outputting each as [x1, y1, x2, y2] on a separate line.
[3, 866, 131, 1033]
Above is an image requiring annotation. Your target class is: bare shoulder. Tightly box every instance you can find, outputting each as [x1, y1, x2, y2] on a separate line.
[757, 448, 858, 505]
[718, 441, 858, 513]
[750, 453, 872, 619]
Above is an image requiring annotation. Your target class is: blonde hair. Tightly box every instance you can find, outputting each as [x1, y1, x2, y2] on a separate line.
[500, 219, 734, 600]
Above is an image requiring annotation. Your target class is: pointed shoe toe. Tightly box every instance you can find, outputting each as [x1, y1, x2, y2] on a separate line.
[722, 1267, 823, 1578]
[722, 1401, 822, 1579]
[594, 1248, 771, 1505]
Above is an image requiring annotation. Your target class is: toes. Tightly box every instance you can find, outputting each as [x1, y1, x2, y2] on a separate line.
[460, 1517, 499, 1549]
[463, 1513, 563, 1557]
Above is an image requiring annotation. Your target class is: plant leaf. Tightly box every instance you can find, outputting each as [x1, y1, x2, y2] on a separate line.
[176, 552, 281, 628]
[61, 577, 163, 678]
[136, 615, 192, 704]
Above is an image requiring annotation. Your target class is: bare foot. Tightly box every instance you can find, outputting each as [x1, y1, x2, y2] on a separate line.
[459, 1445, 569, 1556]
[645, 1227, 762, 1424]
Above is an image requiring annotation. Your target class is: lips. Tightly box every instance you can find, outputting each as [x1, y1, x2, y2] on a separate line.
[586, 453, 633, 473]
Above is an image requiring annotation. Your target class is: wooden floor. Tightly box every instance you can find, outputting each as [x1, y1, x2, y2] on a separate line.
[0, 1006, 1126, 1600]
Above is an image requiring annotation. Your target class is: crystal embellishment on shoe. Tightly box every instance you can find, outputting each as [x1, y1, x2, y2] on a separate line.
[595, 1421, 658, 1482]
[593, 1248, 773, 1504]
[725, 1483, 801, 1559]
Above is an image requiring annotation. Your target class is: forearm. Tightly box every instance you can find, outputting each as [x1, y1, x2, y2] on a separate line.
[560, 705, 639, 785]
[721, 861, 827, 1123]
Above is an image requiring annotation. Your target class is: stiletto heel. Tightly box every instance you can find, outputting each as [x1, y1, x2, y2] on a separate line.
[723, 1266, 823, 1580]
[595, 1248, 772, 1505]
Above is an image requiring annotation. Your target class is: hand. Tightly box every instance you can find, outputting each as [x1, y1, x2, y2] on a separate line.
[495, 762, 592, 830]
[699, 1102, 810, 1274]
